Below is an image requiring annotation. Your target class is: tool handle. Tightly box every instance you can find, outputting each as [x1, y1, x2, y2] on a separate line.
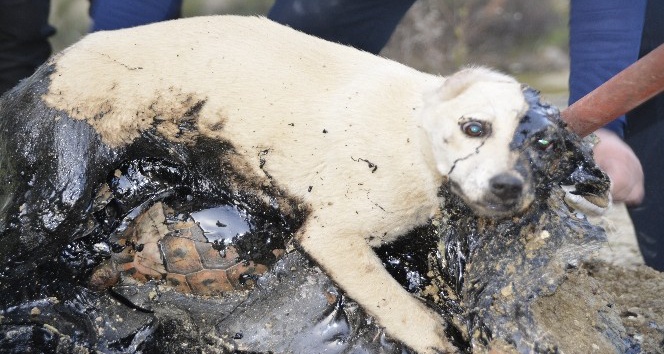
[561, 44, 664, 137]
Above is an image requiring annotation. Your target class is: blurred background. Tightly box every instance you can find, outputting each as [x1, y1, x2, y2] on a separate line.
[49, 0, 569, 103]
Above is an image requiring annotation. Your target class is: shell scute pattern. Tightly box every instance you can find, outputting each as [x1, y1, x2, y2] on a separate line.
[91, 201, 276, 296]
[161, 234, 205, 274]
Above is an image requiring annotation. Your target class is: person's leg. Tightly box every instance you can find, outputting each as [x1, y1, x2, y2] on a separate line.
[625, 0, 664, 270]
[268, 0, 416, 54]
[0, 0, 54, 94]
[89, 0, 182, 32]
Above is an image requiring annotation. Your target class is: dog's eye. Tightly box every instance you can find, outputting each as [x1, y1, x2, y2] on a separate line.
[536, 138, 554, 150]
[461, 121, 486, 137]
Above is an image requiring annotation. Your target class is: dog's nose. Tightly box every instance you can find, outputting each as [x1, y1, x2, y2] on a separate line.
[489, 173, 523, 200]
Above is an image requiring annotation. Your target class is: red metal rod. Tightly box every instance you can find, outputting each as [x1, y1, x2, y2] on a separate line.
[561, 43, 664, 137]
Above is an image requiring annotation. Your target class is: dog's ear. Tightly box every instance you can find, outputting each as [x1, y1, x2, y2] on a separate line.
[437, 67, 516, 100]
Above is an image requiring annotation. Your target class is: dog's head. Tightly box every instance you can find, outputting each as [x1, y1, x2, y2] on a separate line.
[421, 67, 610, 217]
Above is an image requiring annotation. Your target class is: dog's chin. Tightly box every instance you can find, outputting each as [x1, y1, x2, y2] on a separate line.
[449, 182, 532, 218]
[466, 197, 530, 218]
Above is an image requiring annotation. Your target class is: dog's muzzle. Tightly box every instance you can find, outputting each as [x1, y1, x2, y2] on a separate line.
[450, 173, 528, 216]
[489, 173, 523, 202]
[477, 172, 526, 215]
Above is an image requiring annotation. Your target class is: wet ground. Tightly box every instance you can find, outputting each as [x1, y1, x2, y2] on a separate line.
[593, 204, 644, 268]
[527, 258, 664, 354]
[513, 201, 664, 354]
[584, 204, 664, 354]
[591, 261, 664, 354]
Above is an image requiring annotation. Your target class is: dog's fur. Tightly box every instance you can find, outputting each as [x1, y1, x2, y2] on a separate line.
[6, 16, 572, 353]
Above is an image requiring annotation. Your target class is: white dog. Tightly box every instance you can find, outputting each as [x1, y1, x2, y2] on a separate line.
[17, 16, 561, 353]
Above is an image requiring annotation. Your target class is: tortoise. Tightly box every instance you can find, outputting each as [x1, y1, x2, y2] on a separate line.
[84, 159, 288, 297]
[88, 200, 279, 296]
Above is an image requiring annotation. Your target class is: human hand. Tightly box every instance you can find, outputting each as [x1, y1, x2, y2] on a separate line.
[591, 128, 644, 205]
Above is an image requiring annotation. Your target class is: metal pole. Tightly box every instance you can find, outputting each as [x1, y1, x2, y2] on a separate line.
[561, 44, 664, 137]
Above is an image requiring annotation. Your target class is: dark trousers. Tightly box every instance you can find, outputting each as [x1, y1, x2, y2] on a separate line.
[0, 0, 54, 94]
[625, 0, 664, 270]
[268, 0, 415, 55]
[0, 0, 182, 95]
[89, 0, 181, 31]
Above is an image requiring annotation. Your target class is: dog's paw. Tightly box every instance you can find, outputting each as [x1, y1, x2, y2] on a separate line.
[396, 311, 457, 354]
[562, 185, 612, 216]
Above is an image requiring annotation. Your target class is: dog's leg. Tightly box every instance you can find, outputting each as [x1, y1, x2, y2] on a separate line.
[297, 221, 456, 354]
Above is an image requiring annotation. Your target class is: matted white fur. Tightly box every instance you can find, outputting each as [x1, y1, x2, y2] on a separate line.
[42, 16, 530, 353]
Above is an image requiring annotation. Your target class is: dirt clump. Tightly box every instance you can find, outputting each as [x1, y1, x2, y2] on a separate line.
[590, 262, 664, 353]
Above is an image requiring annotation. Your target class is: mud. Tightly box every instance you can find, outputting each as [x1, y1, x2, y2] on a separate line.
[588, 262, 664, 353]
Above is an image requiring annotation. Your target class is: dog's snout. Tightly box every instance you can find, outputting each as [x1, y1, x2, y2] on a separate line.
[489, 174, 523, 200]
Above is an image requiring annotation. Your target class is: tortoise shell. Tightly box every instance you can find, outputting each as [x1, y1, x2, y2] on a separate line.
[87, 159, 293, 297]
[90, 200, 284, 296]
